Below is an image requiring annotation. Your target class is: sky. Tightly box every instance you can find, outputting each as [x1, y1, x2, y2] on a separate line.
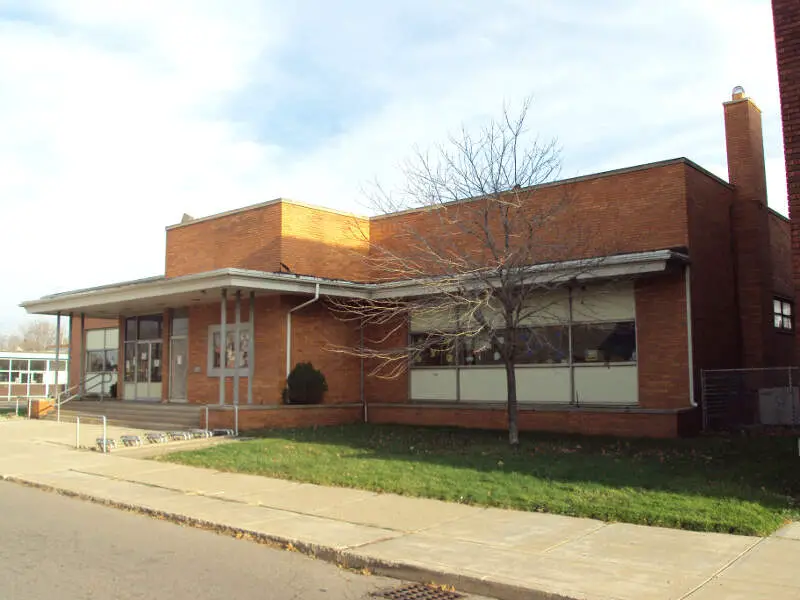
[0, 0, 787, 332]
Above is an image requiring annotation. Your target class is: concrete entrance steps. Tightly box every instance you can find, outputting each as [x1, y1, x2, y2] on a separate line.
[43, 400, 203, 431]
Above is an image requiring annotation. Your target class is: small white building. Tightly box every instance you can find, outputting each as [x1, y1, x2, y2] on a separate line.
[0, 351, 69, 399]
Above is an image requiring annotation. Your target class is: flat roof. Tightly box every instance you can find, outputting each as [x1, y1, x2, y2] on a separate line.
[166, 197, 369, 231]
[163, 157, 733, 229]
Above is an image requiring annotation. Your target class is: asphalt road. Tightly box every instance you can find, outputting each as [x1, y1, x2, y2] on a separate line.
[0, 481, 429, 600]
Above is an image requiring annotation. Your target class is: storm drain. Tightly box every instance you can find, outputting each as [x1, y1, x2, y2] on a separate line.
[371, 583, 465, 600]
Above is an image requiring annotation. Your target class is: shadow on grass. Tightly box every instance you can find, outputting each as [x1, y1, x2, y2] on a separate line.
[256, 425, 797, 494]
[168, 424, 800, 535]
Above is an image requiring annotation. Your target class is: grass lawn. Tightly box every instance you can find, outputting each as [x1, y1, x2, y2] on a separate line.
[160, 424, 800, 536]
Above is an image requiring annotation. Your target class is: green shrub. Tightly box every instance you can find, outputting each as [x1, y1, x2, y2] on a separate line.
[282, 362, 328, 405]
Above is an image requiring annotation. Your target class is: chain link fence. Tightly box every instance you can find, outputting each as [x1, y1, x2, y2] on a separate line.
[701, 367, 800, 431]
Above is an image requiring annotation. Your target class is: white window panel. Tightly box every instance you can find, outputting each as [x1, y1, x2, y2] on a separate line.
[572, 282, 635, 323]
[86, 330, 106, 350]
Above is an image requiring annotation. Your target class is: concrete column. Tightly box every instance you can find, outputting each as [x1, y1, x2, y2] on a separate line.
[79, 313, 85, 395]
[248, 292, 255, 405]
[65, 312, 73, 394]
[54, 312, 61, 400]
[234, 291, 241, 406]
[219, 289, 227, 405]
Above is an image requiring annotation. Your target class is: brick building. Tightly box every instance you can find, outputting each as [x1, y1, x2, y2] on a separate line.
[21, 91, 794, 437]
[773, 0, 800, 356]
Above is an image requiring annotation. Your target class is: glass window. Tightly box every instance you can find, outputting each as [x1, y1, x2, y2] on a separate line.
[125, 318, 137, 341]
[32, 372, 43, 384]
[774, 298, 793, 331]
[0, 372, 8, 382]
[212, 331, 237, 369]
[210, 325, 250, 374]
[138, 316, 163, 340]
[239, 329, 250, 368]
[124, 342, 136, 383]
[572, 321, 636, 363]
[87, 351, 106, 372]
[151, 343, 162, 383]
[29, 360, 47, 371]
[105, 349, 119, 372]
[10, 360, 28, 371]
[0, 359, 9, 371]
[460, 332, 503, 365]
[514, 326, 570, 365]
[171, 309, 189, 336]
[410, 334, 457, 366]
[19, 373, 30, 384]
[50, 360, 66, 372]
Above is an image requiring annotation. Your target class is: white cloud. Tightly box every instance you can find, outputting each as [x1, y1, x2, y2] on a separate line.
[0, 0, 788, 331]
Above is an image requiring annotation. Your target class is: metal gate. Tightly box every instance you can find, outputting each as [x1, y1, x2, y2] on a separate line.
[701, 367, 800, 431]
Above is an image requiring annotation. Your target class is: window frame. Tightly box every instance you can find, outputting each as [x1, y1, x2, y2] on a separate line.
[773, 298, 793, 332]
[207, 323, 252, 377]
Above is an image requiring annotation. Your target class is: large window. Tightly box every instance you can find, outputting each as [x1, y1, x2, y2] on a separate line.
[85, 328, 119, 373]
[572, 321, 636, 363]
[411, 334, 457, 366]
[774, 298, 793, 332]
[125, 316, 163, 341]
[413, 325, 572, 366]
[514, 326, 570, 365]
[410, 322, 635, 366]
[207, 324, 251, 376]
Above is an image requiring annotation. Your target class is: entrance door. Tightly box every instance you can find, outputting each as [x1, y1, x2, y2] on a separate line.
[169, 337, 188, 402]
[133, 341, 162, 400]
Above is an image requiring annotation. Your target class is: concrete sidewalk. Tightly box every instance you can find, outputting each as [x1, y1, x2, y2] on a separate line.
[1, 420, 798, 600]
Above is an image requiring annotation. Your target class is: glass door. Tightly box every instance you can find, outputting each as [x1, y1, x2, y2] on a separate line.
[135, 341, 151, 399]
[122, 315, 164, 401]
[169, 337, 188, 401]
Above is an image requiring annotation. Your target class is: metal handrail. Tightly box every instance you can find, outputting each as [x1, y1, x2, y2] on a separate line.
[55, 372, 114, 422]
[56, 372, 105, 405]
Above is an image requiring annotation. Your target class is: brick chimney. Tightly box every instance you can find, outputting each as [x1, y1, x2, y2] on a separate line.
[723, 86, 773, 368]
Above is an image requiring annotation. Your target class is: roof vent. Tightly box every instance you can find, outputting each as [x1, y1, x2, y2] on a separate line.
[732, 85, 746, 100]
[180, 213, 195, 224]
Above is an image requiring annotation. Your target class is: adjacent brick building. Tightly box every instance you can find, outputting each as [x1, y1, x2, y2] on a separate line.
[22, 91, 794, 437]
[773, 0, 800, 356]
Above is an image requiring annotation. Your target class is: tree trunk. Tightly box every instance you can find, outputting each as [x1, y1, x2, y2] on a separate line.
[505, 359, 519, 446]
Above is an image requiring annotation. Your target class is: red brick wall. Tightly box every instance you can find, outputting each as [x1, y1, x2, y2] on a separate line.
[207, 405, 361, 431]
[187, 295, 283, 405]
[770, 211, 794, 297]
[772, 0, 800, 356]
[280, 203, 371, 281]
[289, 300, 362, 404]
[363, 316, 409, 404]
[186, 295, 361, 405]
[684, 166, 740, 373]
[369, 161, 690, 279]
[768, 212, 796, 365]
[165, 202, 282, 278]
[165, 201, 371, 282]
[634, 272, 690, 409]
[367, 405, 686, 438]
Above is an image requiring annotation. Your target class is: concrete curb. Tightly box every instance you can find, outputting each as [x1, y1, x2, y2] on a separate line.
[1, 475, 575, 600]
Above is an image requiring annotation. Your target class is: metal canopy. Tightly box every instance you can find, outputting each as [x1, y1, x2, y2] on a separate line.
[20, 250, 688, 318]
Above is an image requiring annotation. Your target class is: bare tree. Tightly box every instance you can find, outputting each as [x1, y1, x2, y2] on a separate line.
[0, 319, 67, 352]
[330, 99, 606, 446]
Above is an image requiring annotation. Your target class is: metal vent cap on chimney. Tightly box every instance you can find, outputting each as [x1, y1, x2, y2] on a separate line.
[732, 85, 746, 100]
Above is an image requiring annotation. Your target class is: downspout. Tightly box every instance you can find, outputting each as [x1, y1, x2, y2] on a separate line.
[685, 264, 697, 407]
[286, 283, 320, 380]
